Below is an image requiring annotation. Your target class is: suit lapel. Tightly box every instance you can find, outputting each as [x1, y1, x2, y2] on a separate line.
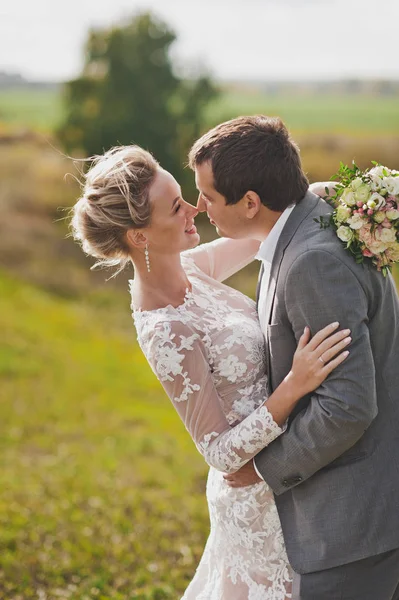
[262, 192, 320, 392]
[263, 191, 320, 329]
[256, 263, 264, 308]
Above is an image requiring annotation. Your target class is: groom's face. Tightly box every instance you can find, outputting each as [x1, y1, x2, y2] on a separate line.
[195, 161, 246, 239]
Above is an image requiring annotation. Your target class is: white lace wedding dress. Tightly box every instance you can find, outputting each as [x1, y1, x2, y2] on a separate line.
[132, 238, 292, 599]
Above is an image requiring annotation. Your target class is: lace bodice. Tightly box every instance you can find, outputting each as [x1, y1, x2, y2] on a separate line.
[131, 239, 292, 599]
[132, 239, 284, 474]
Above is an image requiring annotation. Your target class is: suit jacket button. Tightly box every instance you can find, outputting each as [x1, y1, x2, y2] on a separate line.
[282, 476, 303, 487]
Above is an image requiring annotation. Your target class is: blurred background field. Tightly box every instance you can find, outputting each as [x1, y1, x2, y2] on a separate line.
[2, 85, 399, 134]
[1, 2, 399, 599]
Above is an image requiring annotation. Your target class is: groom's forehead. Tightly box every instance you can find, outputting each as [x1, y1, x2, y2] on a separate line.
[195, 161, 214, 189]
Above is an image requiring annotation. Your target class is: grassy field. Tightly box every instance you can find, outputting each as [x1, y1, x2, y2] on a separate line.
[1, 86, 398, 135]
[1, 259, 398, 600]
[0, 270, 209, 599]
[0, 92, 398, 599]
[0, 88, 63, 132]
[205, 89, 399, 135]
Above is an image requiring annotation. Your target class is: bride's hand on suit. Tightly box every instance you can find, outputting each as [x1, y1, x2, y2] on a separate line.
[224, 322, 351, 489]
[287, 322, 351, 399]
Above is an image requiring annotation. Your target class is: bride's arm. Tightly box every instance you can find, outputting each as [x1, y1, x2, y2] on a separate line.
[309, 181, 337, 199]
[183, 238, 260, 281]
[139, 319, 349, 474]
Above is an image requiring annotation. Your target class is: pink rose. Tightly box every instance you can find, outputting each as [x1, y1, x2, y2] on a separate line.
[362, 248, 373, 257]
[358, 223, 373, 245]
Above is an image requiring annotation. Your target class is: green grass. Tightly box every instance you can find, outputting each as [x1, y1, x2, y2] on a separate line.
[205, 90, 399, 134]
[0, 271, 209, 599]
[0, 260, 398, 599]
[1, 86, 399, 135]
[0, 88, 62, 131]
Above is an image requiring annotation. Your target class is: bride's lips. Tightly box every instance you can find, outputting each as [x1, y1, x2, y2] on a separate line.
[185, 225, 197, 235]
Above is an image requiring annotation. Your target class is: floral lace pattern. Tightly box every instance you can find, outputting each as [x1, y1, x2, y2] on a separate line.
[132, 251, 292, 599]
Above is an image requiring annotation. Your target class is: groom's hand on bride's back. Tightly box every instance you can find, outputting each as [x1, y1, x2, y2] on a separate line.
[223, 461, 262, 488]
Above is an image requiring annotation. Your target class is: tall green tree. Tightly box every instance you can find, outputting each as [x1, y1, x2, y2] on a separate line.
[58, 12, 218, 184]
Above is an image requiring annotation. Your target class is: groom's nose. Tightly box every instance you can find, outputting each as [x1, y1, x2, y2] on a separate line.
[196, 194, 206, 212]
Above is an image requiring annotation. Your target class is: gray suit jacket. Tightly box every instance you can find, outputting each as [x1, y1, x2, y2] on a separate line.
[254, 190, 399, 574]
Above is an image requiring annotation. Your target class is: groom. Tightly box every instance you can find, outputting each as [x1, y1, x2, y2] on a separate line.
[189, 116, 399, 599]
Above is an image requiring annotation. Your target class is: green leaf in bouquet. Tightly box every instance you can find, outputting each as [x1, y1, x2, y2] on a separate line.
[382, 266, 391, 277]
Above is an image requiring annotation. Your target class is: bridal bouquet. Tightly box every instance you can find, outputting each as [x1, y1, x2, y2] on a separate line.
[316, 162, 399, 276]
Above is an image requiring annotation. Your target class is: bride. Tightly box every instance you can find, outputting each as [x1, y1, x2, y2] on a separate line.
[71, 145, 350, 599]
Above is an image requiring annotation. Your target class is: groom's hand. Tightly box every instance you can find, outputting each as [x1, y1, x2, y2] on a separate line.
[223, 461, 262, 488]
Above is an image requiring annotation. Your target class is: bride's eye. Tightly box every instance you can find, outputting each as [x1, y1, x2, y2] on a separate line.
[175, 204, 181, 213]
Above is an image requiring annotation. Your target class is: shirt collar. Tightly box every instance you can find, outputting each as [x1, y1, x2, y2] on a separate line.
[255, 205, 295, 264]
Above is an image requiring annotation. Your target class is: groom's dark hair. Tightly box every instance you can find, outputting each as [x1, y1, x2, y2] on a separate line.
[188, 115, 309, 211]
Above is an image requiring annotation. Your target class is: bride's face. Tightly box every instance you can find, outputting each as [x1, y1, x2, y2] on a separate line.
[145, 168, 200, 255]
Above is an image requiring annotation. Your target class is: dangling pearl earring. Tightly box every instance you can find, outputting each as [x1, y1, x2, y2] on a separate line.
[145, 244, 151, 273]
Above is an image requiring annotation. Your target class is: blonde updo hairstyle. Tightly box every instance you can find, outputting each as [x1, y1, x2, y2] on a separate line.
[71, 145, 159, 275]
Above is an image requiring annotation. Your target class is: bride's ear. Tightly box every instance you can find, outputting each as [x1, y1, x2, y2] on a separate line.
[126, 228, 148, 249]
[244, 191, 262, 219]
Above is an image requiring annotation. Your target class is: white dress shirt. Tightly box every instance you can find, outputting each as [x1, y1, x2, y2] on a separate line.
[255, 205, 295, 333]
[253, 205, 295, 479]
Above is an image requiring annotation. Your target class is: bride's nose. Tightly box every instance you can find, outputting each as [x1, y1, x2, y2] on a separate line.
[189, 203, 199, 218]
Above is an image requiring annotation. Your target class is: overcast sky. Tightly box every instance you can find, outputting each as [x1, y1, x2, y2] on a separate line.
[1, 0, 399, 82]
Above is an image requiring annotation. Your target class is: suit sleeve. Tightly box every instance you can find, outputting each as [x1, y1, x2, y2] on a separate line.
[254, 249, 377, 495]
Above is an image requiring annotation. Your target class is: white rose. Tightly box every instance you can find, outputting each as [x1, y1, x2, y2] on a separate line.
[351, 177, 363, 191]
[354, 184, 371, 203]
[382, 176, 399, 196]
[369, 240, 389, 254]
[337, 225, 354, 243]
[368, 165, 389, 178]
[340, 189, 356, 206]
[375, 227, 397, 244]
[368, 192, 386, 210]
[335, 205, 352, 223]
[386, 242, 399, 261]
[347, 213, 364, 230]
[386, 209, 399, 221]
[368, 166, 386, 192]
[369, 179, 381, 192]
[373, 211, 387, 223]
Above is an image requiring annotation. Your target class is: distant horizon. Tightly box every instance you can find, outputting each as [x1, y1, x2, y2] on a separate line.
[2, 70, 399, 87]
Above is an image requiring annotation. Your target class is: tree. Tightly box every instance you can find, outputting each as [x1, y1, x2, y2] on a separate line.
[58, 12, 218, 185]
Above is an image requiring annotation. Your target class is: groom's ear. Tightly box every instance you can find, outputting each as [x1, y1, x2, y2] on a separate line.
[126, 229, 148, 249]
[243, 191, 262, 219]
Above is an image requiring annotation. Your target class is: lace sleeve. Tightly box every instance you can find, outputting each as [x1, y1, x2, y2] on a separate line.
[182, 238, 260, 281]
[140, 318, 283, 473]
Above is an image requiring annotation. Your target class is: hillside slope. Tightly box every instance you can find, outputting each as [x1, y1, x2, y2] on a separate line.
[0, 271, 208, 599]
